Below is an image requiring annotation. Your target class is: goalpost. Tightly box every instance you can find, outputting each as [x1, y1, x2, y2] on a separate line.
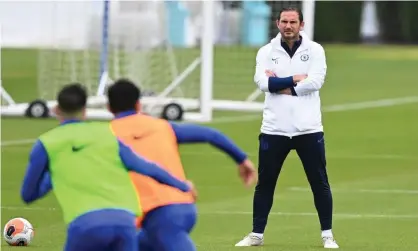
[0, 0, 315, 122]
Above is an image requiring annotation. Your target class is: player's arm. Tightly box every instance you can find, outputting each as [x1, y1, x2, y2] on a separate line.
[170, 123, 247, 164]
[38, 171, 53, 196]
[170, 123, 257, 187]
[292, 44, 327, 96]
[21, 140, 52, 204]
[254, 46, 295, 93]
[118, 141, 190, 192]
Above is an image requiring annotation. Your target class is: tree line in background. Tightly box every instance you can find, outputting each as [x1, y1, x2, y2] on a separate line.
[267, 1, 418, 44]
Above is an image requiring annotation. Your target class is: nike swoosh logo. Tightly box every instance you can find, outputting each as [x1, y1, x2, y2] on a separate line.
[132, 132, 154, 140]
[72, 146, 85, 152]
[133, 136, 141, 140]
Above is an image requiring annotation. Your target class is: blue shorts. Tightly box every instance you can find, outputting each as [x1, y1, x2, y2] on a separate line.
[137, 203, 197, 251]
[65, 209, 138, 251]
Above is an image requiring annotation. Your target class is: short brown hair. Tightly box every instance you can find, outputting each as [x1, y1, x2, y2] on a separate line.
[277, 7, 304, 22]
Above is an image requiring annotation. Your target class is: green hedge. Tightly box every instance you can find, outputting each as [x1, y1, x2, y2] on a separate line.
[266, 1, 418, 44]
[313, 1, 363, 43]
[376, 1, 418, 43]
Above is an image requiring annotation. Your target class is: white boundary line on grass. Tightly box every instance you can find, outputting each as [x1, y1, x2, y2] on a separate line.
[2, 96, 418, 147]
[203, 95, 418, 124]
[1, 206, 57, 211]
[0, 138, 37, 147]
[289, 187, 418, 194]
[205, 211, 418, 219]
[178, 151, 417, 160]
[1, 206, 418, 219]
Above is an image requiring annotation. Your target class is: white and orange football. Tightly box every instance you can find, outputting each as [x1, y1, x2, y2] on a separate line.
[3, 218, 34, 246]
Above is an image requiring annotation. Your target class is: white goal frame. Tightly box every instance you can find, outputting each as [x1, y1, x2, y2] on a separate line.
[0, 1, 315, 122]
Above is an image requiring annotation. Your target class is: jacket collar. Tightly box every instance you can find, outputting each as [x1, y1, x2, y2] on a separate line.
[271, 31, 311, 53]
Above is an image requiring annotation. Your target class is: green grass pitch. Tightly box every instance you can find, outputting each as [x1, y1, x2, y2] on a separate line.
[1, 45, 418, 250]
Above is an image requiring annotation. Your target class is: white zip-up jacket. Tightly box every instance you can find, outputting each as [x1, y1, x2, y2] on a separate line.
[254, 32, 327, 137]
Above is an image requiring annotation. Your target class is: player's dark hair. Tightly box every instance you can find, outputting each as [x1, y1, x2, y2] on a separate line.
[57, 83, 87, 114]
[277, 7, 304, 22]
[107, 78, 141, 114]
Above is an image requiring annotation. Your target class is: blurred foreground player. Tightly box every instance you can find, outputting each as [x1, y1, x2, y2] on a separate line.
[106, 79, 257, 251]
[20, 83, 195, 251]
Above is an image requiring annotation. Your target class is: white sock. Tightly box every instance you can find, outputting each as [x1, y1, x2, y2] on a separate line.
[251, 232, 264, 238]
[321, 229, 333, 238]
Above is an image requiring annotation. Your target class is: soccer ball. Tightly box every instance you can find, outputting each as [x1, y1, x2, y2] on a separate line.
[3, 218, 34, 246]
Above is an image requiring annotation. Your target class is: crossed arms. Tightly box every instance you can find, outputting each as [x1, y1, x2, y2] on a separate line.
[254, 44, 327, 96]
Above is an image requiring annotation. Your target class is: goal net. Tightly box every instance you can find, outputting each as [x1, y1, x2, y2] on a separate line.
[0, 0, 315, 122]
[35, 0, 212, 121]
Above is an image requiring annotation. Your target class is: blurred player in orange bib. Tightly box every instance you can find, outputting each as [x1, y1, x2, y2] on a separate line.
[107, 79, 257, 251]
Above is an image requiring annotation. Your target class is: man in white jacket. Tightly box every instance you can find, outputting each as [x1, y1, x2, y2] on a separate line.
[235, 7, 339, 249]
